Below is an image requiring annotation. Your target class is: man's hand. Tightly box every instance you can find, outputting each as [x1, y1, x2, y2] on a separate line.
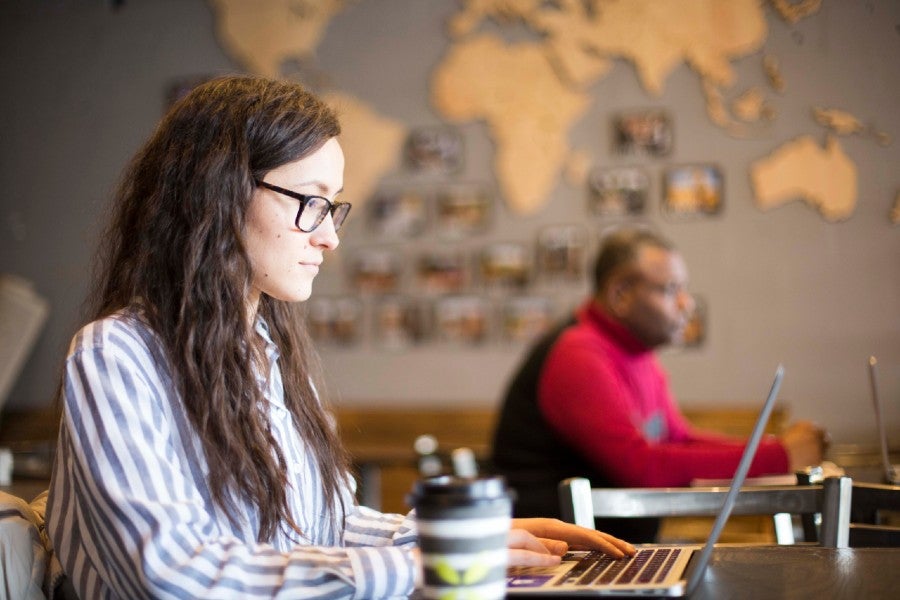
[781, 420, 828, 471]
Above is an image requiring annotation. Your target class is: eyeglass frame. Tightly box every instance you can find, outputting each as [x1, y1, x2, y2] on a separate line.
[254, 180, 352, 233]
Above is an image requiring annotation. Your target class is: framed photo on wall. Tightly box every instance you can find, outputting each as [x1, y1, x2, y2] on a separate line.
[404, 125, 464, 173]
[416, 247, 469, 295]
[367, 187, 429, 238]
[678, 294, 707, 348]
[479, 242, 531, 290]
[501, 296, 554, 343]
[434, 184, 493, 239]
[433, 295, 490, 345]
[536, 224, 589, 281]
[306, 296, 363, 346]
[587, 166, 649, 217]
[373, 295, 429, 350]
[612, 109, 673, 157]
[662, 164, 724, 218]
[349, 248, 403, 294]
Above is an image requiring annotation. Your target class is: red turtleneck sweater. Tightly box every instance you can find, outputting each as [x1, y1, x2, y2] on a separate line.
[537, 302, 789, 487]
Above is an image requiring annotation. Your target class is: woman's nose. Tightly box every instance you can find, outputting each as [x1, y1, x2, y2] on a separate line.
[311, 213, 340, 250]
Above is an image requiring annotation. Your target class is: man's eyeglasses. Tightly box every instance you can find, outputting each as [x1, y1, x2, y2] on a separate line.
[255, 180, 352, 233]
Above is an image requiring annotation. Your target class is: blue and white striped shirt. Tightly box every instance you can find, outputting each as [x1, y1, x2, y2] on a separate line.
[47, 310, 417, 599]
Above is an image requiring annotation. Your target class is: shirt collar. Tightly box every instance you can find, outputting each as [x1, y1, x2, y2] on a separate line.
[253, 315, 288, 412]
[254, 315, 280, 363]
[580, 300, 652, 356]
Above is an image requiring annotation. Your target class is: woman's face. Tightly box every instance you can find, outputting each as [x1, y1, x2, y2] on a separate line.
[245, 137, 344, 312]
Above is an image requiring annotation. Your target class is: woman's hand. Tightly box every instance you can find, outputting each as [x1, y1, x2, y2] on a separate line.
[507, 518, 636, 567]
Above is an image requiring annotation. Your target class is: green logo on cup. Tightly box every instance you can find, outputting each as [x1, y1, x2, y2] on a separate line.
[435, 553, 491, 586]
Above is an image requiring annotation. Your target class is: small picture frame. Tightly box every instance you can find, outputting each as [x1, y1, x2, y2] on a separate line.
[404, 125, 464, 173]
[306, 296, 363, 346]
[479, 242, 531, 290]
[536, 225, 589, 281]
[416, 248, 469, 295]
[367, 187, 429, 238]
[374, 296, 429, 350]
[587, 166, 649, 217]
[433, 295, 490, 345]
[662, 164, 724, 218]
[613, 109, 673, 157]
[678, 294, 707, 348]
[434, 185, 493, 239]
[349, 248, 403, 294]
[501, 296, 554, 342]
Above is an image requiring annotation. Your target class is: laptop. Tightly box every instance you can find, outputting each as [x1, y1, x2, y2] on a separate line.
[868, 356, 899, 485]
[506, 365, 785, 597]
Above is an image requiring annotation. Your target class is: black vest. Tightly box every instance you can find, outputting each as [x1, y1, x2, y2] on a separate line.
[490, 316, 660, 542]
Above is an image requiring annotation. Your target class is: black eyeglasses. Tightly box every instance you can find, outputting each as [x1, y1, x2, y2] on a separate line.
[255, 180, 352, 233]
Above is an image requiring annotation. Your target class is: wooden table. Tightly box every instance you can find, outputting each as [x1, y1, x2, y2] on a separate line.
[686, 545, 899, 599]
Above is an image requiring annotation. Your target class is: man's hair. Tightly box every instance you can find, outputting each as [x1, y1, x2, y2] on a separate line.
[85, 75, 350, 543]
[592, 227, 675, 292]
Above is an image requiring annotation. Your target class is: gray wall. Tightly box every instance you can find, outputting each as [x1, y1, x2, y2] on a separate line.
[1, 0, 898, 447]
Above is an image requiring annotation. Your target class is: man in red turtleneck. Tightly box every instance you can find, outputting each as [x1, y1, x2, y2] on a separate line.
[491, 227, 827, 541]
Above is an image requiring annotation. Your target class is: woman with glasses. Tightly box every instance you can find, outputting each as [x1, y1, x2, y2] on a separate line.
[46, 75, 633, 599]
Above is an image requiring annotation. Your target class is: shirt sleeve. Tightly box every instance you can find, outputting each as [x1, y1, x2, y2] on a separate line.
[344, 505, 417, 549]
[537, 337, 789, 488]
[51, 331, 416, 600]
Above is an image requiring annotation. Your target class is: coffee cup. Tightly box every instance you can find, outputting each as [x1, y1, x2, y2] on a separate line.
[407, 475, 513, 600]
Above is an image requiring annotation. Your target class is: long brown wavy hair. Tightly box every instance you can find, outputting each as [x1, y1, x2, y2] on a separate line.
[85, 75, 352, 542]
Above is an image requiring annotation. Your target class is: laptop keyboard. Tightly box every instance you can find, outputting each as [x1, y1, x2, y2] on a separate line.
[555, 549, 684, 586]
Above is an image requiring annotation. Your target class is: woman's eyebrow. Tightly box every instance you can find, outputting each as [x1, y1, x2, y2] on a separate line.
[289, 180, 343, 197]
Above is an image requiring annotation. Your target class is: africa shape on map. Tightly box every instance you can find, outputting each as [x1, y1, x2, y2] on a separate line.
[207, 0, 892, 223]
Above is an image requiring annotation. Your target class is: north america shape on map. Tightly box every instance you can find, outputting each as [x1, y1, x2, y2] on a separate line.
[207, 0, 408, 208]
[207, 0, 892, 224]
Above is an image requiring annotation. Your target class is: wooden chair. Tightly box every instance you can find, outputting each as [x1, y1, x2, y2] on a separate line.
[558, 476, 852, 547]
[846, 481, 900, 547]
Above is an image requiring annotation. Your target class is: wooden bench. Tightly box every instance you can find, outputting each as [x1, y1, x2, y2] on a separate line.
[335, 403, 792, 545]
[1, 403, 792, 541]
[335, 406, 496, 513]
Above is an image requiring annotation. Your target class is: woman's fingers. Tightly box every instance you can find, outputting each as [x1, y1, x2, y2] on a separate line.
[507, 528, 563, 567]
[511, 518, 636, 558]
[536, 537, 569, 556]
[508, 528, 552, 554]
[508, 548, 563, 567]
[505, 521, 637, 568]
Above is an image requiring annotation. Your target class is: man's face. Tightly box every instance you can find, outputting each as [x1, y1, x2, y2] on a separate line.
[614, 246, 694, 348]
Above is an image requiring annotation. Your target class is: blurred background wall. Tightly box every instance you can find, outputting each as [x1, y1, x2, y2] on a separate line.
[0, 0, 897, 448]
